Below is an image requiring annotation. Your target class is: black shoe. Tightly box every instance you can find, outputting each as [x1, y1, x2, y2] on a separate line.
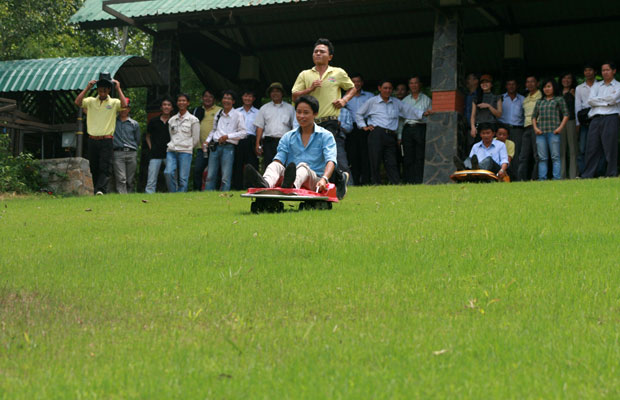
[471, 155, 479, 170]
[453, 155, 466, 171]
[282, 163, 296, 188]
[335, 170, 349, 200]
[243, 164, 268, 188]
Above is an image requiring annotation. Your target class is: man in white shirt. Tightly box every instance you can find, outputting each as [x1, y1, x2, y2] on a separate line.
[574, 63, 600, 176]
[344, 72, 374, 185]
[254, 82, 296, 169]
[204, 90, 247, 191]
[400, 76, 433, 184]
[232, 89, 259, 190]
[582, 61, 620, 178]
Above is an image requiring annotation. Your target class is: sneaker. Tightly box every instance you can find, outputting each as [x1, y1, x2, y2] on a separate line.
[282, 163, 296, 188]
[95, 191, 104, 196]
[453, 155, 466, 171]
[243, 164, 268, 188]
[471, 155, 479, 170]
[335, 170, 349, 200]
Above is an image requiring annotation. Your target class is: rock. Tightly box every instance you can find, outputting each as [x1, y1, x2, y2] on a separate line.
[39, 157, 94, 196]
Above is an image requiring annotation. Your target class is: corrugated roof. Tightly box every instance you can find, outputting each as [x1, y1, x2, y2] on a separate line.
[70, 0, 314, 24]
[0, 56, 162, 92]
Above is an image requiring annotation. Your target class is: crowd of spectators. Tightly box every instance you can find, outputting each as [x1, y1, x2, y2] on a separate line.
[75, 50, 619, 195]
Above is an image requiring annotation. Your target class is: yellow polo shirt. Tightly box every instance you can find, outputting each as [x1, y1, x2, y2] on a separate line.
[199, 105, 222, 144]
[523, 90, 542, 127]
[292, 65, 354, 118]
[82, 96, 121, 136]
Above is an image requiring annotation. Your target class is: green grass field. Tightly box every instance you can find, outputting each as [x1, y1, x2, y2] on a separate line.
[1, 179, 619, 399]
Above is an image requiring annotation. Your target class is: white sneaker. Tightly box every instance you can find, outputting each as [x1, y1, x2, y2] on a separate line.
[96, 191, 104, 196]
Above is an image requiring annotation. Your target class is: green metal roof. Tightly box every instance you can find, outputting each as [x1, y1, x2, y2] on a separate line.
[0, 56, 162, 92]
[70, 0, 313, 25]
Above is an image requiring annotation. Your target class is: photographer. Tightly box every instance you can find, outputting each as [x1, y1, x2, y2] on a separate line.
[203, 90, 246, 191]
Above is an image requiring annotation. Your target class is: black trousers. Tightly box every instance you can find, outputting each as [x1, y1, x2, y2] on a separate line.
[368, 127, 400, 185]
[517, 126, 539, 181]
[345, 126, 371, 185]
[261, 137, 280, 172]
[582, 114, 619, 178]
[232, 136, 259, 190]
[318, 120, 350, 175]
[507, 126, 524, 181]
[402, 123, 426, 184]
[87, 137, 113, 193]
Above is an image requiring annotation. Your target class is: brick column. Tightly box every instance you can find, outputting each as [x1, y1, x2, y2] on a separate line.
[424, 6, 465, 184]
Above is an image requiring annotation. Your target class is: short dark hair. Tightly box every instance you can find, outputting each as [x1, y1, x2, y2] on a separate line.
[241, 89, 256, 97]
[602, 61, 617, 70]
[160, 96, 174, 106]
[221, 89, 237, 101]
[177, 93, 191, 102]
[377, 78, 393, 87]
[583, 62, 597, 71]
[314, 38, 334, 55]
[202, 88, 216, 97]
[466, 72, 480, 80]
[295, 95, 320, 114]
[408, 75, 422, 84]
[540, 78, 559, 96]
[525, 74, 539, 82]
[350, 72, 364, 81]
[496, 123, 509, 134]
[504, 77, 518, 84]
[477, 122, 496, 132]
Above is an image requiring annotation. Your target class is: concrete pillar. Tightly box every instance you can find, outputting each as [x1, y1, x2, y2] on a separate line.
[503, 33, 525, 81]
[142, 29, 180, 192]
[424, 5, 464, 184]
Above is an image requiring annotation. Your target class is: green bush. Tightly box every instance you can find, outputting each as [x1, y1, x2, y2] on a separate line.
[0, 133, 42, 193]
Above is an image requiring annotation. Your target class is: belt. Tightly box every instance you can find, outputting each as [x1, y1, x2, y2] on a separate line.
[504, 124, 523, 129]
[315, 116, 339, 123]
[376, 127, 396, 135]
[404, 122, 425, 126]
[263, 136, 281, 142]
[591, 114, 617, 119]
[114, 147, 136, 152]
[89, 135, 113, 140]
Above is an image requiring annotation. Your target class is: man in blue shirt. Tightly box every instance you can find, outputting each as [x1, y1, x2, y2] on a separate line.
[453, 122, 508, 179]
[355, 79, 424, 185]
[498, 78, 525, 179]
[244, 95, 349, 199]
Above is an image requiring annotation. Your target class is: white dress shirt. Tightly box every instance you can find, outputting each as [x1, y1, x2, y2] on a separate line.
[575, 80, 596, 126]
[253, 101, 296, 138]
[587, 79, 620, 117]
[206, 108, 246, 145]
[236, 106, 259, 136]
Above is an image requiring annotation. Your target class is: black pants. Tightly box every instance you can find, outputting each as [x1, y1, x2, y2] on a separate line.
[232, 136, 259, 190]
[261, 137, 280, 172]
[402, 123, 426, 184]
[345, 127, 371, 185]
[87, 137, 113, 194]
[507, 126, 524, 181]
[582, 114, 619, 178]
[368, 127, 400, 185]
[518, 126, 539, 181]
[318, 120, 350, 175]
[193, 149, 208, 191]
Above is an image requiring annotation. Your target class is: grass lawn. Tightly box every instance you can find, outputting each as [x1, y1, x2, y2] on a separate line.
[1, 179, 619, 399]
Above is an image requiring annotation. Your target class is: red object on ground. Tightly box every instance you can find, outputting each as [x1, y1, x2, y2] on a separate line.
[246, 183, 339, 202]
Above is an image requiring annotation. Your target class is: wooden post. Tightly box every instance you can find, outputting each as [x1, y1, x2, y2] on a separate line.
[76, 109, 84, 158]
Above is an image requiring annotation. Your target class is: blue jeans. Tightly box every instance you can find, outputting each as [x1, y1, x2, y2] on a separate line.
[205, 144, 235, 191]
[536, 132, 561, 180]
[145, 158, 164, 194]
[164, 152, 192, 192]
